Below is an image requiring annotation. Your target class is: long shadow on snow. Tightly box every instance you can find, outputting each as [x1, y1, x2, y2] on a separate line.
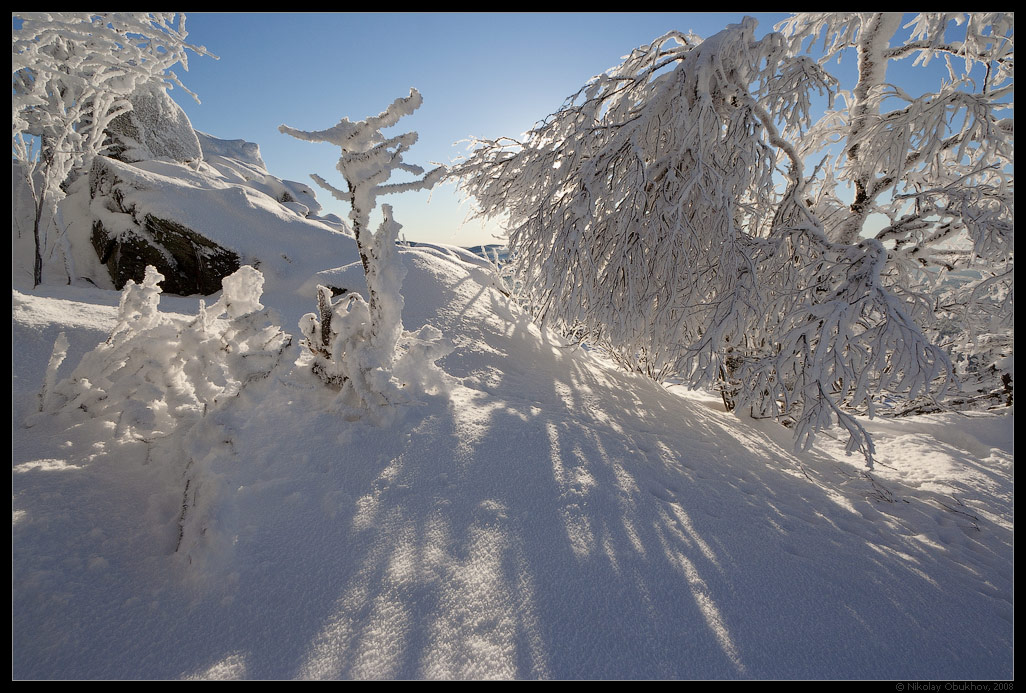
[182, 268, 1010, 679]
[12, 251, 1012, 679]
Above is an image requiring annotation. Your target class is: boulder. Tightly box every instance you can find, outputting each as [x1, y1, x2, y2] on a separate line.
[89, 157, 239, 295]
[105, 85, 203, 164]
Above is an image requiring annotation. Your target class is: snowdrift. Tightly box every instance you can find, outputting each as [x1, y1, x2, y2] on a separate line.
[13, 241, 1013, 679]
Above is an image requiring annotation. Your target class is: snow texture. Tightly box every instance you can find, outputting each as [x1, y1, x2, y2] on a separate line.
[12, 240, 1014, 680]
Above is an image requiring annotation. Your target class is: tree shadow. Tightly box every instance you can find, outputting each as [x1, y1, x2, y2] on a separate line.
[12, 254, 1013, 679]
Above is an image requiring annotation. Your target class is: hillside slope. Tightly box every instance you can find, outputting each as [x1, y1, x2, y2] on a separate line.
[12, 245, 1013, 680]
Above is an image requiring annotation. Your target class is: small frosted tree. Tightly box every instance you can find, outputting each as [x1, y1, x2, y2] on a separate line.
[452, 17, 955, 464]
[280, 89, 447, 408]
[12, 12, 214, 286]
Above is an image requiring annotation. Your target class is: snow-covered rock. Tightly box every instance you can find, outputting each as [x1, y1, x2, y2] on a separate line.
[87, 157, 241, 295]
[68, 153, 356, 298]
[195, 130, 266, 168]
[196, 131, 325, 219]
[105, 85, 203, 164]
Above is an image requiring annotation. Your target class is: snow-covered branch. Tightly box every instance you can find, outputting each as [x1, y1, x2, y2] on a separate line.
[281, 90, 448, 410]
[451, 17, 962, 462]
[778, 12, 1013, 405]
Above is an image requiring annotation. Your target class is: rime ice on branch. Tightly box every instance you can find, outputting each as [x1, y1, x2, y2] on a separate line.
[12, 12, 215, 286]
[776, 13, 1014, 409]
[451, 17, 959, 464]
[281, 90, 448, 409]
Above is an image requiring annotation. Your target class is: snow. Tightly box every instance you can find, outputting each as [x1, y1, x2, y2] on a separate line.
[12, 238, 1013, 679]
[11, 73, 1012, 679]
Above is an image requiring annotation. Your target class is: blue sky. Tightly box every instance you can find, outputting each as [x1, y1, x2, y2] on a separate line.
[172, 13, 791, 246]
[169, 12, 990, 247]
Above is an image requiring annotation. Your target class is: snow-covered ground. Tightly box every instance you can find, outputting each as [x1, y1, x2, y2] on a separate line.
[12, 241, 1013, 679]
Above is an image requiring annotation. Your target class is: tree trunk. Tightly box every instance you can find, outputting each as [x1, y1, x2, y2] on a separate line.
[32, 192, 46, 288]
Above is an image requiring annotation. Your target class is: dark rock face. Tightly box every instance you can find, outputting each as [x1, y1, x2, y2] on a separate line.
[91, 214, 240, 296]
[89, 158, 239, 296]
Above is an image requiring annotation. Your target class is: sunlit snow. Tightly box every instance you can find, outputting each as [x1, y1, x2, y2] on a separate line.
[13, 237, 1013, 679]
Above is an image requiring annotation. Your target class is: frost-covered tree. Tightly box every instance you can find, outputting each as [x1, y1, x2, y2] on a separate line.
[452, 17, 958, 464]
[280, 90, 448, 409]
[776, 13, 1013, 408]
[12, 12, 214, 286]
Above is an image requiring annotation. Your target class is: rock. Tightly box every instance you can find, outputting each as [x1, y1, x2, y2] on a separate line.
[91, 213, 241, 296]
[105, 85, 203, 164]
[89, 158, 239, 295]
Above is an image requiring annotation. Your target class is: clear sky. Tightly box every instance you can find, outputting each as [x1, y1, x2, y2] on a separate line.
[170, 12, 990, 247]
[172, 12, 792, 246]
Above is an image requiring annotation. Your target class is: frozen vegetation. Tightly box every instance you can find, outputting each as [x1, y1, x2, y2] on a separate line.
[12, 12, 1013, 680]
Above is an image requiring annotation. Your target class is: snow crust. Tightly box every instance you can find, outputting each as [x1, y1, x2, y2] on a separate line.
[13, 242, 1013, 680]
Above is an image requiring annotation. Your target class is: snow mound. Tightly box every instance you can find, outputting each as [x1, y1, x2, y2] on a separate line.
[12, 242, 1013, 680]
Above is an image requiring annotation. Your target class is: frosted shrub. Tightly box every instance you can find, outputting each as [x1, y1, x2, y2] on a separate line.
[298, 206, 450, 408]
[282, 90, 448, 409]
[44, 265, 291, 439]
